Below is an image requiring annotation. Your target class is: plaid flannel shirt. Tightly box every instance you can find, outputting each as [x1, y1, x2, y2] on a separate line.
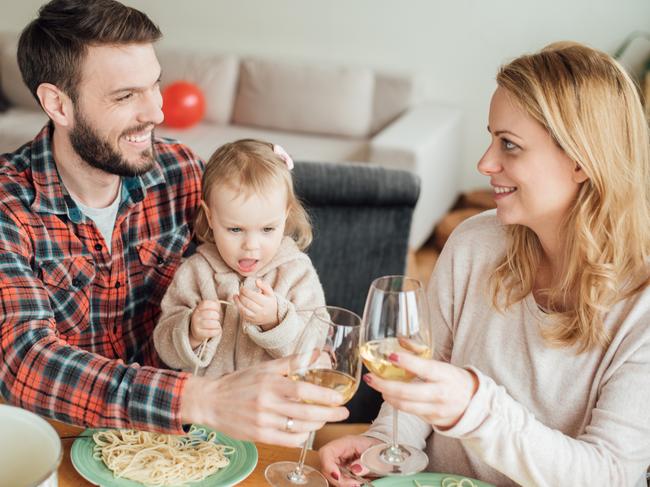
[0, 124, 204, 433]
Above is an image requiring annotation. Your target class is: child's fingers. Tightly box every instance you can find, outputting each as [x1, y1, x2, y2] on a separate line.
[197, 309, 221, 321]
[197, 300, 223, 311]
[236, 292, 262, 312]
[197, 319, 221, 331]
[239, 287, 264, 302]
[256, 279, 274, 296]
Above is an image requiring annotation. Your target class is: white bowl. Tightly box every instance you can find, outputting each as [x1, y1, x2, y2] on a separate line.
[0, 404, 62, 487]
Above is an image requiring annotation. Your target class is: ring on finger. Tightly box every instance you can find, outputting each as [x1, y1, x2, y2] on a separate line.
[285, 417, 295, 433]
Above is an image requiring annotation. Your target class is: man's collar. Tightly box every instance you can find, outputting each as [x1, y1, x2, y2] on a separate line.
[30, 123, 166, 219]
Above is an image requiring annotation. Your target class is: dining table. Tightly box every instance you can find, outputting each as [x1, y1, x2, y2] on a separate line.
[52, 418, 325, 486]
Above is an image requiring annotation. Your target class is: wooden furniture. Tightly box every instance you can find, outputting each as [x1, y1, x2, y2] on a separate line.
[52, 419, 323, 486]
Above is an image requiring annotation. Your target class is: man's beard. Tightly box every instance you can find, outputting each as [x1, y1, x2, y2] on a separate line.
[69, 112, 156, 178]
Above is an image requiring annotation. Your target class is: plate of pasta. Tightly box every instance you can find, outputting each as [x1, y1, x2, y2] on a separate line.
[371, 472, 495, 487]
[70, 425, 257, 486]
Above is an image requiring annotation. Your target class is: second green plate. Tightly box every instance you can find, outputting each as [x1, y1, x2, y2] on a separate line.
[371, 472, 495, 487]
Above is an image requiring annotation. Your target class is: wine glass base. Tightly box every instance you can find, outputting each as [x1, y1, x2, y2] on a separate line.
[265, 461, 328, 487]
[361, 443, 429, 476]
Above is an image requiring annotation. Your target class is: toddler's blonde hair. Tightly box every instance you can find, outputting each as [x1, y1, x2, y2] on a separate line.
[195, 139, 312, 250]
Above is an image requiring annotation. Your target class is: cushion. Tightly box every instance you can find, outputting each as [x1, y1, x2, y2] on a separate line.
[0, 40, 40, 111]
[233, 58, 374, 138]
[156, 123, 369, 164]
[156, 48, 239, 124]
[0, 108, 48, 153]
[615, 35, 650, 82]
[370, 72, 418, 135]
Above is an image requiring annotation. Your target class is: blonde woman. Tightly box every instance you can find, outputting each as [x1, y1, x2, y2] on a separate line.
[320, 42, 650, 486]
[154, 139, 326, 378]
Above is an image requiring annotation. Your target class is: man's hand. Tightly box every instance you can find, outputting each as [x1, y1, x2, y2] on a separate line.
[189, 300, 222, 349]
[235, 279, 279, 330]
[180, 355, 349, 447]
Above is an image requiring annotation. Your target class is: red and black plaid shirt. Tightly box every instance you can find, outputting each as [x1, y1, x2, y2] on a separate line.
[0, 124, 203, 433]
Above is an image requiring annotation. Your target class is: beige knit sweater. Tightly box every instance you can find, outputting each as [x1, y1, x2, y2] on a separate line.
[153, 237, 326, 377]
[365, 211, 650, 487]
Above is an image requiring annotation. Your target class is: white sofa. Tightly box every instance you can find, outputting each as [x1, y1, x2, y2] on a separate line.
[0, 36, 462, 249]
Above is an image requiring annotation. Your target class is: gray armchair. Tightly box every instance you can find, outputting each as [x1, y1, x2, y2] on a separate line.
[293, 161, 420, 422]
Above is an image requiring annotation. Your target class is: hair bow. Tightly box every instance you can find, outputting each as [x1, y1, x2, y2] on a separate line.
[273, 144, 294, 170]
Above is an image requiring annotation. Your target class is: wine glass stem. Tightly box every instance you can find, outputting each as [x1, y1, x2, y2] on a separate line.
[379, 409, 409, 465]
[287, 430, 316, 483]
[391, 408, 399, 449]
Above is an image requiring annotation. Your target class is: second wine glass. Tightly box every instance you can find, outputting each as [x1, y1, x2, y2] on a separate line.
[360, 275, 433, 476]
[265, 305, 363, 487]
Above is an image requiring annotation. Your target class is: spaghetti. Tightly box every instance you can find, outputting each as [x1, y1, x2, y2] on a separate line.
[414, 478, 478, 487]
[92, 426, 235, 486]
[441, 478, 478, 487]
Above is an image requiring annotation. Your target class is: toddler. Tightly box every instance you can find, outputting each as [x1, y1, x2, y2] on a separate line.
[153, 139, 326, 377]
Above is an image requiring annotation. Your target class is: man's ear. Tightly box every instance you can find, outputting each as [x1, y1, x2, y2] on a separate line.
[36, 83, 74, 127]
[573, 163, 589, 184]
[200, 200, 213, 229]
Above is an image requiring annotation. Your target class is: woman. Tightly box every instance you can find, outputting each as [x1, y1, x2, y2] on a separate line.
[320, 42, 650, 486]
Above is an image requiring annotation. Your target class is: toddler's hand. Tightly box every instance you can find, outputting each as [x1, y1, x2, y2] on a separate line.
[190, 300, 222, 349]
[235, 279, 278, 330]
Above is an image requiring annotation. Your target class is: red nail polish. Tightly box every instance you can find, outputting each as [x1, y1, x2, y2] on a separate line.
[362, 374, 371, 384]
[389, 353, 399, 362]
[350, 463, 363, 473]
[331, 471, 339, 480]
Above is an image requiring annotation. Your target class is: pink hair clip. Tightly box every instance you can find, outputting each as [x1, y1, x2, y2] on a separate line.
[273, 144, 294, 170]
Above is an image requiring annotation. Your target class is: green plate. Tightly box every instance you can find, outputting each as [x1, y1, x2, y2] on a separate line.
[70, 426, 258, 486]
[371, 472, 495, 487]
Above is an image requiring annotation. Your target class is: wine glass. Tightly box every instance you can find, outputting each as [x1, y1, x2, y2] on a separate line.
[265, 305, 363, 487]
[359, 275, 433, 476]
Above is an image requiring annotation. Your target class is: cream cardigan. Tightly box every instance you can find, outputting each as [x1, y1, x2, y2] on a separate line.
[366, 211, 650, 487]
[153, 237, 326, 377]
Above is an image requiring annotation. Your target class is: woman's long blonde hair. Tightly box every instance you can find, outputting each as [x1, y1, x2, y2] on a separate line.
[195, 139, 312, 250]
[490, 41, 650, 352]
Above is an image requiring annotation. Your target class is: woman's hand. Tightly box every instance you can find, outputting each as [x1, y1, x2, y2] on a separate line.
[189, 300, 222, 348]
[319, 435, 383, 486]
[180, 355, 349, 447]
[235, 279, 279, 330]
[364, 352, 478, 429]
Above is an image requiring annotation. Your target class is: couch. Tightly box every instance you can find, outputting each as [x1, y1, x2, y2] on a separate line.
[294, 160, 420, 422]
[0, 34, 461, 248]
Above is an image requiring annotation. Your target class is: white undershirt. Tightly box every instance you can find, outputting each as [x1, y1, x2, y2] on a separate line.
[70, 183, 122, 253]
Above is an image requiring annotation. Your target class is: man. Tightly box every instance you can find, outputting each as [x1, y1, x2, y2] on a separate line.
[0, 0, 347, 446]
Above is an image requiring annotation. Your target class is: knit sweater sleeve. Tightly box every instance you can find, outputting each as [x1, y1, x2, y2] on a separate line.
[436, 337, 650, 487]
[153, 256, 223, 371]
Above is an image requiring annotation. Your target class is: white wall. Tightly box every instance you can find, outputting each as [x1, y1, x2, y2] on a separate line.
[2, 0, 649, 190]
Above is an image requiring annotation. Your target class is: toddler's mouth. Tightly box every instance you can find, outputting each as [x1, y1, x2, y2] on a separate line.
[238, 259, 258, 273]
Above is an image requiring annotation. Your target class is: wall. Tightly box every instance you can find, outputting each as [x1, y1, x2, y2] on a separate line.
[2, 0, 649, 190]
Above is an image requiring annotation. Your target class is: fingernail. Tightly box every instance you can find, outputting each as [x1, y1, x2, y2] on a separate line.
[362, 374, 371, 384]
[350, 463, 363, 473]
[388, 353, 399, 363]
[331, 472, 339, 480]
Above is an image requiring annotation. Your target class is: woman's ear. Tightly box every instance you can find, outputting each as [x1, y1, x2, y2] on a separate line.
[200, 200, 213, 229]
[573, 163, 589, 184]
[36, 83, 74, 127]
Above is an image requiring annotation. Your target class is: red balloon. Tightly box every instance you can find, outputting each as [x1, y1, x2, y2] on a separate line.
[161, 81, 206, 129]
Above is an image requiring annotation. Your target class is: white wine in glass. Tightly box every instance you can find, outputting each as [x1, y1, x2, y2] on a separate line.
[265, 306, 363, 487]
[360, 275, 433, 476]
[360, 337, 432, 382]
[289, 368, 358, 405]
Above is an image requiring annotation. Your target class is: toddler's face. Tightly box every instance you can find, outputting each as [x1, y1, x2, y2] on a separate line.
[203, 184, 288, 277]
